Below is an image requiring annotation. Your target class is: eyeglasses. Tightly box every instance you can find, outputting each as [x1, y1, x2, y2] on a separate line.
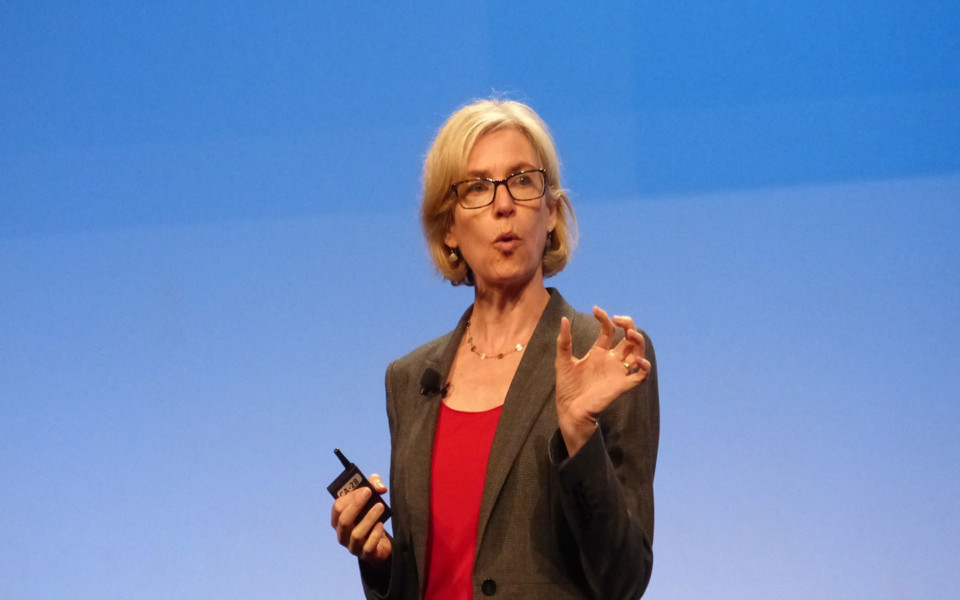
[451, 169, 547, 210]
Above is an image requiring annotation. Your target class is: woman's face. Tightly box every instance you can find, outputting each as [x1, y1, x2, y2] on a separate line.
[444, 127, 557, 292]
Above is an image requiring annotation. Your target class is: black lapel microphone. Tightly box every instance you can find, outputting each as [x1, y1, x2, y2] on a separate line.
[420, 368, 446, 397]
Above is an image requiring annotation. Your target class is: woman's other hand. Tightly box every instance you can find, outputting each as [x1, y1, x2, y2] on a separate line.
[555, 307, 651, 456]
[330, 474, 392, 568]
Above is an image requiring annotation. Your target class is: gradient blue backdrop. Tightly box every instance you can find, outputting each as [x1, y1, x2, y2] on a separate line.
[2, 2, 958, 598]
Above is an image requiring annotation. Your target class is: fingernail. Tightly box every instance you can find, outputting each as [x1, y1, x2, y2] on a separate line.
[360, 487, 372, 499]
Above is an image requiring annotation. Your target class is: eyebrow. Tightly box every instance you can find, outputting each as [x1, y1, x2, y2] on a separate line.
[464, 163, 540, 179]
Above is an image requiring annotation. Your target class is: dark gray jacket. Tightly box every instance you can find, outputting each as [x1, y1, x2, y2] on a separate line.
[362, 289, 659, 599]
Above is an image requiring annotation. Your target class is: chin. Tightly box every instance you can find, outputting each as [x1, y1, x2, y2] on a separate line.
[477, 266, 542, 289]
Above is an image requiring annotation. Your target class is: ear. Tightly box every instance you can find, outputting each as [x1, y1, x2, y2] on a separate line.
[546, 192, 559, 232]
[444, 228, 459, 250]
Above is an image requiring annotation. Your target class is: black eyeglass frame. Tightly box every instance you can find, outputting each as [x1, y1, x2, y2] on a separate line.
[450, 169, 548, 210]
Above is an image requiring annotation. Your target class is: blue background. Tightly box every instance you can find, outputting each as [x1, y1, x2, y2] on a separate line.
[2, 1, 958, 598]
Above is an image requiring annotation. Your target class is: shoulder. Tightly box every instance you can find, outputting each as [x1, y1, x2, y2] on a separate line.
[385, 329, 456, 390]
[391, 327, 456, 372]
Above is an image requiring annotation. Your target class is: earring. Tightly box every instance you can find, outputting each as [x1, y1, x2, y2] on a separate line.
[448, 249, 458, 263]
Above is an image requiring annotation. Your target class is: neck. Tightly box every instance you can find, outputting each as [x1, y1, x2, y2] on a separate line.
[469, 276, 551, 351]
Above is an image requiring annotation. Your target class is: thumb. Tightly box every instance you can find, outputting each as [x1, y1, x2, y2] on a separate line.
[369, 473, 388, 494]
[556, 316, 572, 363]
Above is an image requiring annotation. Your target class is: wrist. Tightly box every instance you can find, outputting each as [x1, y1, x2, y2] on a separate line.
[558, 413, 598, 457]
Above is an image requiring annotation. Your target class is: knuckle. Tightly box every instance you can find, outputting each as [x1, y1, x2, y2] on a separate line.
[350, 528, 366, 546]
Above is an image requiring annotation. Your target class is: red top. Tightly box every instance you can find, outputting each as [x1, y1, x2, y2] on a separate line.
[424, 402, 503, 600]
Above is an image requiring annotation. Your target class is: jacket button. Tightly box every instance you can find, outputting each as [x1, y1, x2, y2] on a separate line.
[481, 578, 497, 595]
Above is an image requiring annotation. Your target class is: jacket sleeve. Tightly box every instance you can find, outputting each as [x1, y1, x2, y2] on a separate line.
[548, 331, 660, 600]
[359, 361, 406, 599]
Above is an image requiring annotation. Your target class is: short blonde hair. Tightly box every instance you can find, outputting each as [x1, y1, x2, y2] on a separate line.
[421, 99, 577, 285]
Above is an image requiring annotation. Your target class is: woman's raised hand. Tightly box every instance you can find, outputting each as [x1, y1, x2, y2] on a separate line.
[555, 306, 651, 456]
[330, 474, 392, 568]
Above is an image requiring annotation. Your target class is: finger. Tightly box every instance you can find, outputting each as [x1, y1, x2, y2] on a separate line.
[348, 502, 385, 555]
[629, 357, 652, 380]
[331, 486, 363, 528]
[347, 500, 383, 553]
[624, 327, 646, 359]
[369, 525, 393, 565]
[638, 357, 651, 375]
[334, 487, 372, 542]
[612, 314, 637, 333]
[362, 521, 385, 561]
[612, 317, 645, 358]
[593, 306, 616, 350]
[369, 474, 388, 494]
[556, 316, 573, 360]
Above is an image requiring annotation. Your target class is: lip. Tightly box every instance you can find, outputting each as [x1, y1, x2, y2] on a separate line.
[494, 232, 521, 251]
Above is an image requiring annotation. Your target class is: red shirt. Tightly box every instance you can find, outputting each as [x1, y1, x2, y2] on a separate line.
[424, 402, 503, 600]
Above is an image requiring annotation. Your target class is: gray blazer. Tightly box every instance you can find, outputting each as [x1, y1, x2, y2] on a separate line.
[361, 289, 659, 599]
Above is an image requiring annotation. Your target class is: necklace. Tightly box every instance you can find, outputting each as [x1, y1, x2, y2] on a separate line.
[465, 320, 525, 360]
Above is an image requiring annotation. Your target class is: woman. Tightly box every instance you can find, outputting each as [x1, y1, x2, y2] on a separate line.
[331, 99, 659, 599]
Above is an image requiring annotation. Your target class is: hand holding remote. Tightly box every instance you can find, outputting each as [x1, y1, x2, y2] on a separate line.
[328, 449, 392, 567]
[331, 474, 392, 567]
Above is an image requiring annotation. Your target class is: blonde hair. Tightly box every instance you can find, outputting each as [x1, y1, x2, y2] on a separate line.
[421, 99, 577, 285]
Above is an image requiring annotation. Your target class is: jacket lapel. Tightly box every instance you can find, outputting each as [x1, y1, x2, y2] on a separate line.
[474, 289, 573, 550]
[405, 312, 471, 590]
[405, 290, 578, 584]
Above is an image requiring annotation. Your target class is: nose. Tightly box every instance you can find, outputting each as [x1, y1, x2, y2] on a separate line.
[492, 181, 516, 217]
